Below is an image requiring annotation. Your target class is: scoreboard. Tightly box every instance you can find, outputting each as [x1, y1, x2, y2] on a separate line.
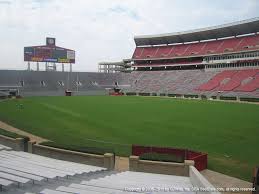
[24, 38, 75, 64]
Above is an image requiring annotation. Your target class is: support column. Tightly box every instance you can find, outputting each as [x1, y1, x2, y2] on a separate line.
[70, 63, 72, 72]
[27, 62, 30, 71]
[28, 141, 36, 153]
[45, 62, 48, 71]
[37, 62, 39, 71]
[104, 153, 115, 170]
[62, 63, 64, 72]
[129, 155, 139, 171]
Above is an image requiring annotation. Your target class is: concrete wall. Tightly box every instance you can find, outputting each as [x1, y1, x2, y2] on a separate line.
[129, 155, 194, 177]
[0, 135, 26, 151]
[28, 141, 114, 170]
[189, 166, 221, 194]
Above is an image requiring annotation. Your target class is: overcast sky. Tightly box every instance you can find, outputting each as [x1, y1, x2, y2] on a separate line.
[0, 0, 259, 72]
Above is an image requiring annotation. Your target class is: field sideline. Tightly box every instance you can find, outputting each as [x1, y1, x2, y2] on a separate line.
[0, 95, 258, 181]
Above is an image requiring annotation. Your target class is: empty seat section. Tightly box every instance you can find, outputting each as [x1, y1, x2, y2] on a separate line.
[140, 47, 158, 58]
[184, 42, 206, 56]
[132, 47, 143, 58]
[217, 38, 240, 53]
[236, 35, 259, 51]
[198, 70, 237, 91]
[133, 34, 259, 59]
[236, 73, 259, 92]
[0, 144, 11, 151]
[153, 46, 173, 58]
[169, 44, 188, 57]
[218, 69, 258, 91]
[200, 40, 224, 55]
[79, 171, 195, 194]
[129, 70, 219, 94]
[0, 150, 106, 192]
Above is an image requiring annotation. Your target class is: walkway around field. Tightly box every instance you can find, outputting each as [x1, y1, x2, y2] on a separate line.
[201, 169, 252, 194]
[0, 120, 48, 143]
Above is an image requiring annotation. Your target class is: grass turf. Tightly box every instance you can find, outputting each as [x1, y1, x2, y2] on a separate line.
[0, 128, 29, 141]
[0, 96, 258, 181]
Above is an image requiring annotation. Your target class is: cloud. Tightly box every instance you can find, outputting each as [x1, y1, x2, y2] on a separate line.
[0, 0, 259, 72]
[0, 0, 11, 5]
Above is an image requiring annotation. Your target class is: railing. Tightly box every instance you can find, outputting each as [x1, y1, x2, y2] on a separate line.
[132, 145, 208, 171]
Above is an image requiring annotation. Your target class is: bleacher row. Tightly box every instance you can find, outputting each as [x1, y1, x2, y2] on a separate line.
[133, 34, 259, 59]
[0, 145, 107, 193]
[127, 70, 219, 94]
[0, 144, 11, 151]
[126, 69, 259, 97]
[40, 171, 195, 194]
[0, 69, 259, 98]
[0, 143, 210, 194]
[0, 70, 127, 95]
[198, 69, 259, 92]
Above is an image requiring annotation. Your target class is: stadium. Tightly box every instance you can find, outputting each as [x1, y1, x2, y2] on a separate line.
[0, 13, 259, 194]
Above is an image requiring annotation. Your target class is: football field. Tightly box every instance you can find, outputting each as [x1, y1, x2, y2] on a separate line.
[0, 96, 258, 181]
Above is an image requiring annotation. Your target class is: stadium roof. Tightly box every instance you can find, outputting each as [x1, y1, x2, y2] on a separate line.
[134, 17, 259, 46]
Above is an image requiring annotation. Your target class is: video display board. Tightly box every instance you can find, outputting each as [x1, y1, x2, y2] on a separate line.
[24, 38, 75, 63]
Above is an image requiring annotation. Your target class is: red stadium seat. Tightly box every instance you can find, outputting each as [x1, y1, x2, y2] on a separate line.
[140, 47, 159, 58]
[198, 69, 259, 92]
[132, 34, 259, 60]
[184, 42, 206, 56]
[153, 46, 173, 58]
[218, 69, 258, 91]
[198, 70, 237, 91]
[132, 47, 144, 58]
[236, 72, 259, 92]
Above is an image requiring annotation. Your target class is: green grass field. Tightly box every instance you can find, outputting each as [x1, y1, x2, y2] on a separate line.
[0, 96, 258, 181]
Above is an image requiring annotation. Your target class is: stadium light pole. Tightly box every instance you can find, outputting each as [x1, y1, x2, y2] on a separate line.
[76, 74, 79, 92]
[67, 71, 70, 91]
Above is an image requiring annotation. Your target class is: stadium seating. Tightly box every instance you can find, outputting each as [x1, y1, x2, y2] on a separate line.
[198, 70, 238, 91]
[236, 73, 259, 92]
[1, 69, 259, 98]
[126, 68, 259, 97]
[0, 70, 129, 96]
[128, 70, 219, 94]
[153, 46, 173, 58]
[0, 146, 219, 194]
[141, 47, 158, 58]
[0, 144, 11, 151]
[0, 149, 106, 193]
[218, 69, 258, 91]
[39, 171, 195, 194]
[132, 34, 259, 59]
[198, 69, 259, 92]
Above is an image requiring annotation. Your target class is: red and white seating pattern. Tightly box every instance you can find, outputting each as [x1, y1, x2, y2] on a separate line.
[127, 69, 259, 97]
[198, 69, 259, 92]
[133, 35, 259, 59]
